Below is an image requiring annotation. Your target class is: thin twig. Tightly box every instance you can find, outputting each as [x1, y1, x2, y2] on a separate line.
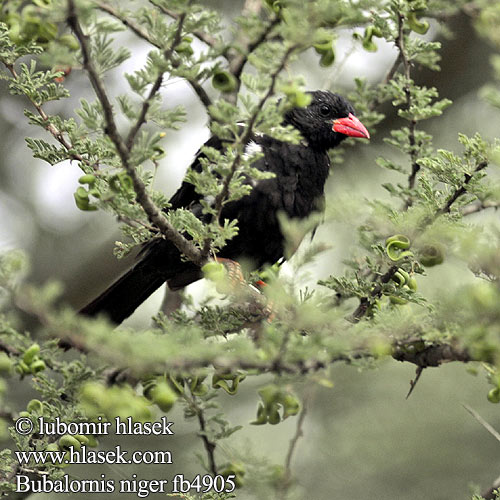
[0, 339, 20, 356]
[405, 366, 424, 399]
[462, 404, 500, 443]
[394, 13, 419, 204]
[461, 199, 500, 216]
[186, 388, 218, 475]
[2, 64, 92, 170]
[368, 53, 403, 110]
[152, 2, 220, 49]
[125, 6, 190, 150]
[229, 17, 280, 80]
[435, 161, 489, 217]
[278, 392, 311, 499]
[204, 44, 297, 256]
[67, 0, 206, 267]
[94, 1, 212, 110]
[349, 265, 399, 322]
[225, 16, 280, 105]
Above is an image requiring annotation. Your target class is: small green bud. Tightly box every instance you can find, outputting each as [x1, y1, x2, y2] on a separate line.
[150, 381, 177, 413]
[17, 360, 31, 375]
[212, 70, 238, 93]
[264, 0, 283, 13]
[385, 235, 413, 261]
[58, 33, 80, 50]
[407, 12, 429, 35]
[419, 244, 444, 267]
[45, 443, 60, 453]
[268, 405, 281, 425]
[78, 174, 96, 186]
[361, 26, 378, 52]
[30, 359, 46, 373]
[389, 295, 408, 305]
[59, 434, 81, 451]
[407, 277, 417, 291]
[152, 146, 166, 160]
[222, 462, 245, 488]
[258, 385, 280, 406]
[250, 403, 268, 425]
[190, 376, 209, 397]
[202, 261, 227, 283]
[23, 344, 40, 364]
[27, 399, 44, 414]
[0, 353, 13, 376]
[74, 187, 97, 211]
[319, 49, 335, 67]
[487, 388, 500, 404]
[74, 435, 89, 445]
[175, 41, 194, 56]
[392, 271, 406, 287]
[282, 394, 300, 419]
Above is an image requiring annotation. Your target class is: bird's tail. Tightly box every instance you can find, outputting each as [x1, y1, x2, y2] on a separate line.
[79, 263, 166, 324]
[79, 239, 199, 324]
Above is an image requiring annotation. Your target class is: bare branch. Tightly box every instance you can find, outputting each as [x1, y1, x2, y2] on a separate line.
[278, 391, 312, 500]
[461, 199, 500, 216]
[186, 388, 218, 475]
[463, 404, 500, 443]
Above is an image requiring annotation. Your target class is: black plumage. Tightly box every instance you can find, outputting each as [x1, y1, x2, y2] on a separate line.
[80, 90, 369, 323]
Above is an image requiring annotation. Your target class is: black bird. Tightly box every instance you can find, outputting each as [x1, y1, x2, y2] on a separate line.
[80, 90, 369, 323]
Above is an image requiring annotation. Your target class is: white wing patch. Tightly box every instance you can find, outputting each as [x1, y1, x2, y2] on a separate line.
[243, 140, 263, 160]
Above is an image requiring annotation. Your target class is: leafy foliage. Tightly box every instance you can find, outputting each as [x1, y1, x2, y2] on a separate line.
[0, 0, 499, 499]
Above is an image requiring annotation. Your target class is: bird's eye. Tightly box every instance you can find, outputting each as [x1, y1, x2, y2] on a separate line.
[319, 104, 331, 116]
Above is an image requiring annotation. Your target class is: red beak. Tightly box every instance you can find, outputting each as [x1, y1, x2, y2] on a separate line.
[332, 113, 370, 139]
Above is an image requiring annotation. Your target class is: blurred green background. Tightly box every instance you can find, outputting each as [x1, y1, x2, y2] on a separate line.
[1, 1, 499, 498]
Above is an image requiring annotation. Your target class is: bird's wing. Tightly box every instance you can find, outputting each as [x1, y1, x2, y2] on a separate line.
[168, 134, 226, 210]
[169, 128, 266, 211]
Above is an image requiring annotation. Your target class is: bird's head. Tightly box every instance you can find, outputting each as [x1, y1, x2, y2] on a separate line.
[284, 90, 370, 150]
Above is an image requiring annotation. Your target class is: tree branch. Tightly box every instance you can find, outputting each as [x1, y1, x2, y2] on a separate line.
[348, 265, 399, 322]
[125, 6, 190, 150]
[185, 388, 218, 476]
[435, 160, 489, 217]
[278, 391, 311, 500]
[351, 158, 490, 322]
[2, 64, 93, 170]
[94, 1, 212, 110]
[394, 13, 419, 204]
[151, 2, 220, 50]
[205, 44, 297, 256]
[461, 199, 500, 216]
[67, 0, 206, 267]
